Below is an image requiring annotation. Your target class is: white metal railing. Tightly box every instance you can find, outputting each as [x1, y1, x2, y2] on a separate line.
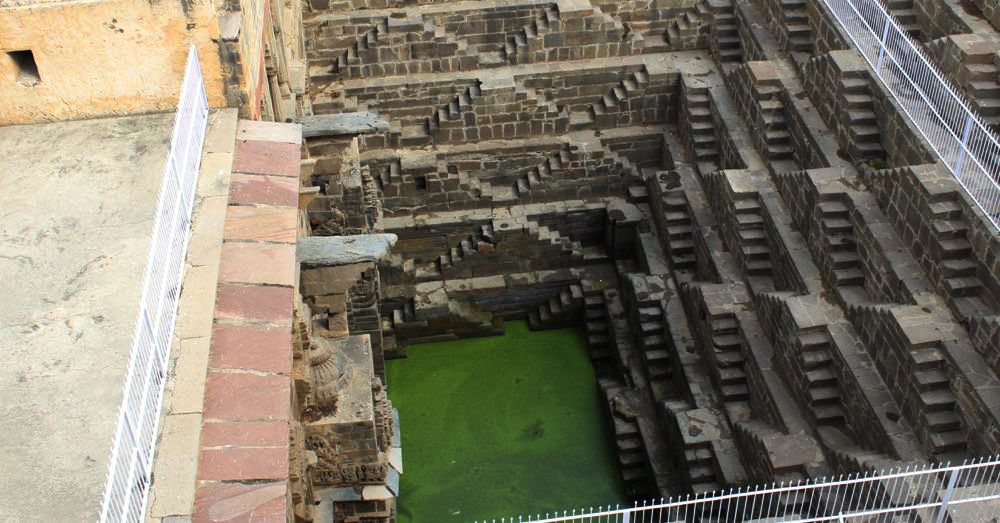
[98, 45, 209, 522]
[484, 456, 1000, 522]
[820, 0, 1000, 229]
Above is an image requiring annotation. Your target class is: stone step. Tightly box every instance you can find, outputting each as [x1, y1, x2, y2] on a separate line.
[689, 465, 716, 482]
[968, 81, 1000, 98]
[643, 335, 668, 349]
[818, 201, 847, 219]
[851, 124, 880, 142]
[822, 217, 853, 234]
[619, 450, 646, 468]
[719, 366, 747, 385]
[746, 259, 773, 275]
[839, 77, 869, 95]
[814, 404, 845, 426]
[930, 430, 967, 454]
[621, 466, 649, 484]
[941, 258, 977, 278]
[586, 320, 608, 334]
[938, 238, 972, 260]
[932, 219, 968, 240]
[843, 94, 873, 110]
[666, 224, 693, 240]
[946, 276, 983, 297]
[806, 367, 837, 387]
[722, 383, 750, 401]
[739, 228, 767, 243]
[741, 243, 770, 260]
[588, 333, 611, 348]
[799, 331, 830, 352]
[713, 333, 742, 350]
[671, 239, 695, 254]
[834, 267, 865, 286]
[808, 386, 840, 405]
[713, 346, 743, 365]
[923, 410, 962, 432]
[673, 252, 697, 268]
[929, 200, 964, 220]
[909, 347, 945, 371]
[618, 436, 642, 453]
[825, 233, 857, 252]
[712, 317, 739, 334]
[830, 250, 860, 269]
[848, 110, 877, 125]
[802, 350, 833, 370]
[914, 369, 949, 392]
[920, 388, 957, 412]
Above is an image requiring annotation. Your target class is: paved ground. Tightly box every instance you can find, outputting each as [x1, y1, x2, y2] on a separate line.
[0, 113, 174, 522]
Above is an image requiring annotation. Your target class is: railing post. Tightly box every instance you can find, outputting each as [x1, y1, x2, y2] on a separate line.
[874, 12, 891, 74]
[622, 511, 630, 523]
[953, 115, 975, 177]
[934, 468, 961, 523]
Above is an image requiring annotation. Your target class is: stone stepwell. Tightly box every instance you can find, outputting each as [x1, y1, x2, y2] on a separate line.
[294, 0, 1000, 518]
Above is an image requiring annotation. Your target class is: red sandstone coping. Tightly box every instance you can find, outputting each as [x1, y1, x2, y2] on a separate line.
[192, 120, 301, 521]
[192, 482, 288, 523]
[229, 174, 299, 207]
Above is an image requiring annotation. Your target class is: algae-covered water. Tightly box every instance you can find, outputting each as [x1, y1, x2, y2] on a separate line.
[385, 320, 625, 522]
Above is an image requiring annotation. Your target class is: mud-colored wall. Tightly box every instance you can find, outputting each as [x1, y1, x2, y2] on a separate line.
[0, 0, 227, 124]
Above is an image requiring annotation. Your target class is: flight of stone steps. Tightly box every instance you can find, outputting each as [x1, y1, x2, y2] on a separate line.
[585, 70, 651, 126]
[528, 284, 584, 329]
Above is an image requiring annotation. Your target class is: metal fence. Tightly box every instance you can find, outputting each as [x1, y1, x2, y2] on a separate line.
[98, 45, 209, 522]
[484, 456, 1000, 522]
[820, 0, 1000, 228]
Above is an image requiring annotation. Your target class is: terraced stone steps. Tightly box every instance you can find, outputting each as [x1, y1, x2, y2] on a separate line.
[845, 304, 973, 461]
[529, 283, 585, 329]
[665, 3, 709, 50]
[680, 85, 721, 173]
[732, 196, 777, 292]
[503, 7, 558, 62]
[335, 19, 389, 73]
[864, 164, 999, 333]
[585, 70, 651, 127]
[797, 330, 846, 427]
[583, 281, 614, 361]
[438, 223, 497, 275]
[779, 0, 811, 52]
[709, 313, 751, 405]
[658, 193, 698, 281]
[837, 75, 883, 160]
[427, 82, 484, 135]
[926, 34, 1000, 130]
[818, 197, 865, 289]
[885, 0, 921, 39]
[708, 0, 741, 63]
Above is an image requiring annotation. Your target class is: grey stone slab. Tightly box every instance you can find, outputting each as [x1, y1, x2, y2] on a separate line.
[299, 112, 390, 138]
[297, 234, 398, 266]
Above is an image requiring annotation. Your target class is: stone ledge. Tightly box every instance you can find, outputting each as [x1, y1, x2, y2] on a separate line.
[191, 119, 303, 521]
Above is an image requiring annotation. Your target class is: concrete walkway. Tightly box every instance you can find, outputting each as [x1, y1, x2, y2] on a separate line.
[0, 113, 174, 522]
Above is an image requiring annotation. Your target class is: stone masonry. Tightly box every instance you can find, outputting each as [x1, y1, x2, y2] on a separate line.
[288, 0, 1000, 518]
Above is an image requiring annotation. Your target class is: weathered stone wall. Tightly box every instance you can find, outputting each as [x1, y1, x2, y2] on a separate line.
[0, 0, 227, 124]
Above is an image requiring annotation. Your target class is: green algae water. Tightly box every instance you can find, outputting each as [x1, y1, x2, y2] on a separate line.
[386, 320, 625, 522]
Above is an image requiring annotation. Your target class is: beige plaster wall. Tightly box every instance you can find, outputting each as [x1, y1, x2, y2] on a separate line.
[0, 0, 228, 124]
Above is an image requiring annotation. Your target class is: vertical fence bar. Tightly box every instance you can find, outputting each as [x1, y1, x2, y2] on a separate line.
[934, 468, 961, 523]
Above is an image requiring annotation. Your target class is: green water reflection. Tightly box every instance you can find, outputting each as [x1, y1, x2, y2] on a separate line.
[386, 320, 626, 522]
